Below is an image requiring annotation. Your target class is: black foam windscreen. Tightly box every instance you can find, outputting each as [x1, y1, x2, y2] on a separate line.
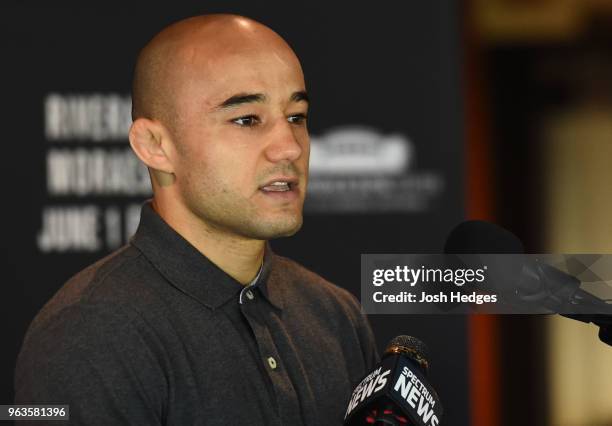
[443, 220, 529, 301]
[444, 220, 524, 254]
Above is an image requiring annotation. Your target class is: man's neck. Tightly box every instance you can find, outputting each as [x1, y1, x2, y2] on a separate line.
[152, 199, 265, 285]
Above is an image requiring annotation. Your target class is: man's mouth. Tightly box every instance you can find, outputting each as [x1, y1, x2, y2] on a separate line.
[259, 177, 300, 197]
[261, 181, 293, 192]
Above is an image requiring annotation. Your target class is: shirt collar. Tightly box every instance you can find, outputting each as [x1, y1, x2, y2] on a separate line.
[130, 202, 283, 310]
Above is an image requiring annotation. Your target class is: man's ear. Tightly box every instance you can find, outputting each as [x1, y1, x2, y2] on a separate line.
[129, 118, 176, 186]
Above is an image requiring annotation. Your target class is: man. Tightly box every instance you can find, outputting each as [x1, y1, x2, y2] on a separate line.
[15, 14, 378, 425]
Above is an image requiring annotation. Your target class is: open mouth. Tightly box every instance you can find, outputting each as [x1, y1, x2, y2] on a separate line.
[259, 177, 300, 199]
[261, 181, 293, 192]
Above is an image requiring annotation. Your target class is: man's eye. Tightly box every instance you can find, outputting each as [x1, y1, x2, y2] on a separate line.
[231, 115, 260, 127]
[288, 113, 307, 125]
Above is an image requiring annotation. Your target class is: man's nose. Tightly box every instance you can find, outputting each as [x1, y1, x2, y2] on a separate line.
[264, 119, 304, 163]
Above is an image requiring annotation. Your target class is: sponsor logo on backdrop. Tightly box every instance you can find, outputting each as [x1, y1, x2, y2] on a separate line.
[307, 127, 444, 213]
[37, 94, 446, 253]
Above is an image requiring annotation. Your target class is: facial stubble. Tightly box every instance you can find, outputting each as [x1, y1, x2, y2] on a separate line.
[178, 165, 305, 241]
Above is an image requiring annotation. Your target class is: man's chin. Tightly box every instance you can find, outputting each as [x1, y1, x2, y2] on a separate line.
[248, 215, 303, 240]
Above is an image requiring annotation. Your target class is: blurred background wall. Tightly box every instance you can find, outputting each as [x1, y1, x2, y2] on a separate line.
[471, 0, 612, 424]
[1, 1, 612, 425]
[1, 2, 469, 424]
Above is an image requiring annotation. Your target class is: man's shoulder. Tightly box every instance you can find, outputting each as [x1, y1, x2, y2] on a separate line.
[15, 245, 172, 409]
[28, 244, 151, 335]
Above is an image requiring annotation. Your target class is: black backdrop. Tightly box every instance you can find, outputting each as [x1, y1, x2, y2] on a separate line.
[1, 2, 467, 424]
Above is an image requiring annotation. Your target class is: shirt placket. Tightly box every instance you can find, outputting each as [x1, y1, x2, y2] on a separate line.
[239, 287, 305, 426]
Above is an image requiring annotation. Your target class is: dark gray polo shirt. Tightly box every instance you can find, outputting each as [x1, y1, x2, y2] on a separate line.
[15, 203, 379, 425]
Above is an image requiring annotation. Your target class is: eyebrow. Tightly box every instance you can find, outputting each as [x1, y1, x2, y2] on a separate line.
[216, 93, 267, 109]
[291, 91, 309, 103]
[215, 90, 309, 110]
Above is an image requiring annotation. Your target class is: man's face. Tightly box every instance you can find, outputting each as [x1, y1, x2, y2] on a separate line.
[169, 46, 310, 240]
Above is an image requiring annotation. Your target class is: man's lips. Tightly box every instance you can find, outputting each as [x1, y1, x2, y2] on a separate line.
[259, 176, 299, 193]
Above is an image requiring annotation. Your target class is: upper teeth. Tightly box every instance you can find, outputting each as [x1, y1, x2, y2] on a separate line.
[263, 181, 291, 192]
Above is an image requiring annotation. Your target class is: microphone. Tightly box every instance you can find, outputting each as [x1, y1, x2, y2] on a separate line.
[444, 219, 525, 255]
[444, 220, 612, 345]
[343, 335, 443, 426]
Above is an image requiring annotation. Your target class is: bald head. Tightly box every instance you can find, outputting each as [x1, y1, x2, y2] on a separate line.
[131, 14, 301, 131]
[128, 13, 310, 248]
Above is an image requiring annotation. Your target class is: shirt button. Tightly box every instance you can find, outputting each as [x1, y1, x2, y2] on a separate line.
[267, 356, 277, 370]
[246, 290, 254, 300]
